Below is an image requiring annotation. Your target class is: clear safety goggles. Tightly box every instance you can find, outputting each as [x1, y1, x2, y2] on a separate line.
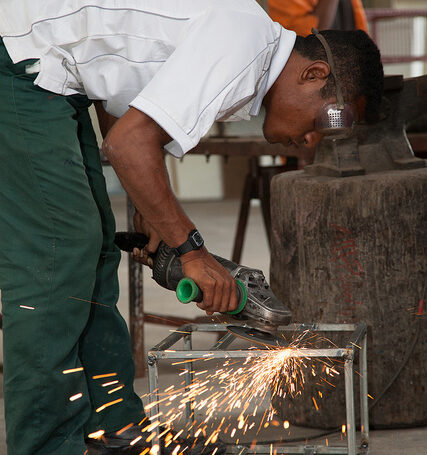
[312, 29, 355, 140]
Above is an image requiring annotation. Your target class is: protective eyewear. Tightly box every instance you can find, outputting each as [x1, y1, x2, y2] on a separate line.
[312, 29, 355, 139]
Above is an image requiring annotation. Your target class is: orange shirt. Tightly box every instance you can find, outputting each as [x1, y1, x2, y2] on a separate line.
[350, 0, 368, 32]
[268, 0, 368, 36]
[268, 0, 318, 36]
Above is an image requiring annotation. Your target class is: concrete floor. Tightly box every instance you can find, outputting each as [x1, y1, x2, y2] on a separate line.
[0, 195, 425, 453]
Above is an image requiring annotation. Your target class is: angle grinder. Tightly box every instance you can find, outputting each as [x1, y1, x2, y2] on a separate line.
[115, 232, 291, 347]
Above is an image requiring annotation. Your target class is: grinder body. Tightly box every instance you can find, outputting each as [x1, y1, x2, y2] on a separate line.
[115, 232, 292, 331]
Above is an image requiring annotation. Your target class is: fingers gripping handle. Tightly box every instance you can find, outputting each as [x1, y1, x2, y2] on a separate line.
[115, 231, 247, 315]
[176, 278, 247, 315]
[115, 232, 149, 252]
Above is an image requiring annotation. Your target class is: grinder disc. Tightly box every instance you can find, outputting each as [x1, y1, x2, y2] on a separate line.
[227, 325, 288, 348]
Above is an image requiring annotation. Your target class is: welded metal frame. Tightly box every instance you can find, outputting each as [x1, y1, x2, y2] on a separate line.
[147, 322, 369, 455]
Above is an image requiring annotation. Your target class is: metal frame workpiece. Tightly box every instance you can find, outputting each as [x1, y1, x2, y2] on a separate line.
[147, 322, 369, 455]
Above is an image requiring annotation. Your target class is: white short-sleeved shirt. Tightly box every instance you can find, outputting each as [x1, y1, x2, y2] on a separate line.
[0, 0, 295, 156]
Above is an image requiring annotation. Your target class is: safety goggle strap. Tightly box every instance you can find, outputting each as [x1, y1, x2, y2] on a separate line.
[311, 28, 345, 110]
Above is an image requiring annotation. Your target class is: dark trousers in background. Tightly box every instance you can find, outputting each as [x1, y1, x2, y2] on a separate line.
[0, 39, 145, 455]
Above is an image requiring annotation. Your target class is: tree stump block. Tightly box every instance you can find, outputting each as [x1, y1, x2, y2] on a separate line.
[270, 168, 427, 428]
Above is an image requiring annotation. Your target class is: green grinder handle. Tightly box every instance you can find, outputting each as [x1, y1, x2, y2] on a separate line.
[176, 278, 247, 315]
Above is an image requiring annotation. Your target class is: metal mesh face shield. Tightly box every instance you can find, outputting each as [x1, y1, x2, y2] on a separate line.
[312, 29, 355, 139]
[315, 102, 355, 139]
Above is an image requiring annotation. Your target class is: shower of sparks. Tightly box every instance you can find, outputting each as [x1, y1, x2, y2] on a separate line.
[117, 423, 134, 435]
[312, 397, 319, 411]
[68, 296, 110, 307]
[102, 380, 119, 387]
[96, 398, 123, 413]
[63, 367, 84, 374]
[93, 372, 117, 380]
[108, 385, 125, 394]
[69, 393, 83, 401]
[19, 305, 35, 310]
[88, 430, 105, 439]
[130, 436, 143, 446]
[150, 444, 160, 454]
[141, 330, 339, 445]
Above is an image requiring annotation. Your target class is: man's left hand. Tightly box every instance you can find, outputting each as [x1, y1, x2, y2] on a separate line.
[132, 210, 161, 268]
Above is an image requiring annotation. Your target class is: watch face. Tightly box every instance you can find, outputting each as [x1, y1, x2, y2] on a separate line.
[191, 231, 204, 247]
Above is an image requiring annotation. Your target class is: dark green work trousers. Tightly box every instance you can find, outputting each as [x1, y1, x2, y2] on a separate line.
[0, 39, 144, 454]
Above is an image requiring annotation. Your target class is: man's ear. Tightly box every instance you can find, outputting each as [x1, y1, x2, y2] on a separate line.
[301, 61, 330, 83]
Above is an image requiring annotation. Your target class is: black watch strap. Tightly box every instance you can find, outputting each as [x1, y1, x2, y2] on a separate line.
[174, 229, 204, 256]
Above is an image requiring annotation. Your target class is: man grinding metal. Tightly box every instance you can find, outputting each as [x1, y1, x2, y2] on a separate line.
[0, 0, 383, 454]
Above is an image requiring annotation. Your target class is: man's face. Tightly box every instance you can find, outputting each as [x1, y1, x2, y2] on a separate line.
[262, 82, 332, 150]
[262, 52, 339, 150]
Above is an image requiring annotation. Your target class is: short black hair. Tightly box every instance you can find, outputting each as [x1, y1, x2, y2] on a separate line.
[294, 30, 384, 123]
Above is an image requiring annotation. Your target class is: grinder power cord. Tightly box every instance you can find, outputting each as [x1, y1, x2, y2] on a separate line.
[115, 232, 292, 347]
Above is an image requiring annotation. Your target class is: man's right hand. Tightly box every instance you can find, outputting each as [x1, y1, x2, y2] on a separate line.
[180, 247, 239, 316]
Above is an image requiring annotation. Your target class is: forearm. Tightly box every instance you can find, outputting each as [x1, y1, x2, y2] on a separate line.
[94, 100, 118, 138]
[114, 153, 194, 247]
[103, 107, 238, 314]
[102, 107, 194, 247]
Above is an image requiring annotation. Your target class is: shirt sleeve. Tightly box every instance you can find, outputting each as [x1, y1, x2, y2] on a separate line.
[129, 7, 281, 157]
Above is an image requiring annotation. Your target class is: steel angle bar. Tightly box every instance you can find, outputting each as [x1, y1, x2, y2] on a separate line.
[188, 323, 228, 332]
[279, 323, 356, 332]
[228, 445, 349, 454]
[150, 325, 192, 351]
[183, 332, 195, 430]
[211, 331, 237, 350]
[359, 334, 369, 453]
[344, 358, 357, 455]
[147, 322, 368, 455]
[147, 354, 160, 434]
[147, 348, 351, 360]
[346, 323, 367, 351]
[186, 322, 356, 334]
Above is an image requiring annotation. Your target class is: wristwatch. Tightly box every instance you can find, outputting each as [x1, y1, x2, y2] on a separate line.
[174, 229, 204, 256]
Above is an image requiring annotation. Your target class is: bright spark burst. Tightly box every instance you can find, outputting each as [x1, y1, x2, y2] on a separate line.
[88, 430, 105, 439]
[92, 372, 117, 380]
[108, 385, 125, 394]
[102, 380, 119, 387]
[150, 444, 160, 454]
[63, 367, 84, 374]
[312, 397, 319, 411]
[130, 436, 142, 446]
[116, 423, 134, 435]
[96, 398, 123, 412]
[142, 330, 339, 445]
[68, 296, 110, 307]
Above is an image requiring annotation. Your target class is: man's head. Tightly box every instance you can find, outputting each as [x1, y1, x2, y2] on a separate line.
[262, 29, 384, 149]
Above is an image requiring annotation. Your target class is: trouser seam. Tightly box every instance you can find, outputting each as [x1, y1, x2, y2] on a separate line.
[10, 74, 58, 447]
